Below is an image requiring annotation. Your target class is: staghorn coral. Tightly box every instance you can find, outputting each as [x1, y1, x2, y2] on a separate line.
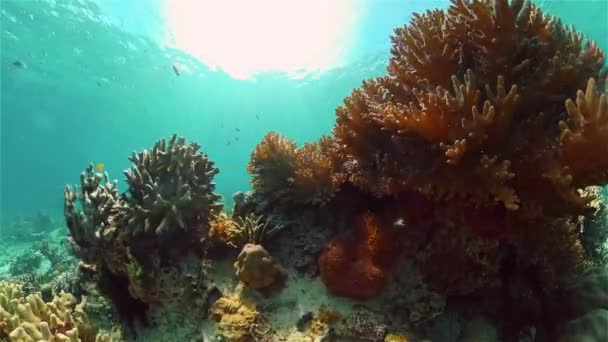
[333, 0, 606, 220]
[248, 133, 342, 207]
[559, 78, 608, 185]
[0, 282, 112, 342]
[123, 134, 223, 236]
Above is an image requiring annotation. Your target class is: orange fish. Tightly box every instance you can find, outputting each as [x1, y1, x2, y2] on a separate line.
[96, 163, 105, 172]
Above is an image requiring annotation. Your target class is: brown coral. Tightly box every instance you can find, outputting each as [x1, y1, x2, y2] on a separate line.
[248, 132, 297, 205]
[233, 244, 281, 289]
[333, 0, 606, 220]
[248, 133, 342, 206]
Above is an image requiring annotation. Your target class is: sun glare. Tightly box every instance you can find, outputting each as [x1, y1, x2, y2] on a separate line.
[164, 0, 360, 79]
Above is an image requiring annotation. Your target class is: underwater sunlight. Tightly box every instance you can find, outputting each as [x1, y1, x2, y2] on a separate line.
[163, 0, 361, 79]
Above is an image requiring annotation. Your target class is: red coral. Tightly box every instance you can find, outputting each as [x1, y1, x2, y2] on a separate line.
[318, 212, 399, 299]
[318, 236, 386, 299]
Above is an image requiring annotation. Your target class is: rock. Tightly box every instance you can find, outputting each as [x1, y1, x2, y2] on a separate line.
[297, 312, 314, 331]
[334, 309, 388, 341]
[558, 309, 608, 342]
[564, 267, 608, 317]
[234, 244, 280, 289]
[461, 315, 498, 342]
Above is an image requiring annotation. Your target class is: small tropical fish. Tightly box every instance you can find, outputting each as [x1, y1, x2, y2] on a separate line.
[172, 64, 180, 76]
[226, 165, 234, 170]
[256, 113, 260, 120]
[96, 162, 105, 172]
[393, 217, 406, 229]
[12, 60, 26, 69]
[226, 141, 231, 146]
[248, 179, 253, 183]
[235, 127, 240, 132]
[167, 165, 173, 172]
[235, 137, 239, 142]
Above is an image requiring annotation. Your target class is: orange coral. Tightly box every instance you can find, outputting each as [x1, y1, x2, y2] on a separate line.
[248, 133, 342, 206]
[559, 78, 608, 184]
[318, 212, 399, 299]
[247, 132, 297, 205]
[333, 0, 606, 219]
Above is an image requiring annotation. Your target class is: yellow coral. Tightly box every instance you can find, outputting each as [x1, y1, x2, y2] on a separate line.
[385, 333, 409, 342]
[209, 213, 283, 248]
[209, 212, 241, 247]
[210, 295, 267, 342]
[0, 282, 111, 342]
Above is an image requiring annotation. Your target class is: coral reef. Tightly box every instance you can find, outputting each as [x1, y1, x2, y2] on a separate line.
[53, 1, 608, 340]
[239, 0, 608, 306]
[0, 282, 112, 341]
[233, 244, 282, 290]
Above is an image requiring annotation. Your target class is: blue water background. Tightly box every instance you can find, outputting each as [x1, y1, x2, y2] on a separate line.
[1, 0, 606, 227]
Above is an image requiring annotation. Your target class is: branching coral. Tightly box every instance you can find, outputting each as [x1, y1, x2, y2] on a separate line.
[64, 135, 223, 305]
[333, 0, 606, 219]
[0, 282, 111, 341]
[559, 78, 608, 185]
[248, 133, 342, 206]
[123, 134, 223, 236]
[64, 164, 125, 265]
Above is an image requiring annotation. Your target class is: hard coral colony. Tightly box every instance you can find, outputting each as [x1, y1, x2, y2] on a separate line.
[57, 0, 608, 340]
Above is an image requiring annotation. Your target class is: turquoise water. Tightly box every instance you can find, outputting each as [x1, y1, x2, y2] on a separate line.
[1, 0, 606, 222]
